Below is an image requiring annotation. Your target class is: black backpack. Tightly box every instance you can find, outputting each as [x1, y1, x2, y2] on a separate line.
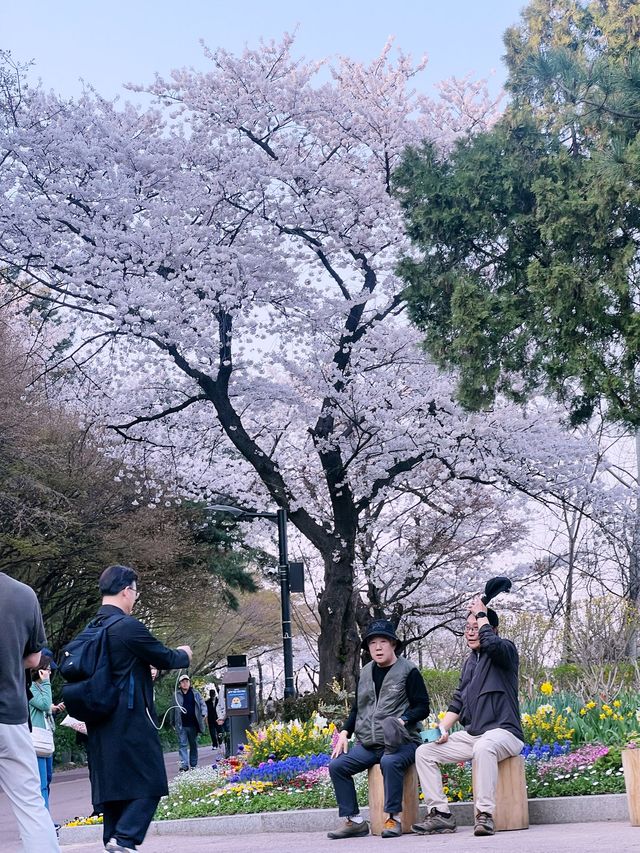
[59, 613, 134, 724]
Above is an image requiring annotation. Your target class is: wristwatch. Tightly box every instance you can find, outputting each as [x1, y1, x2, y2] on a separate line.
[474, 611, 487, 619]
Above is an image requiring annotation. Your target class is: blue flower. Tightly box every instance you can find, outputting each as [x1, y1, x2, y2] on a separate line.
[228, 753, 332, 784]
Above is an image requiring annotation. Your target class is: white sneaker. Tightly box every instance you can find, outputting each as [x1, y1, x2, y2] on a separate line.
[104, 839, 136, 852]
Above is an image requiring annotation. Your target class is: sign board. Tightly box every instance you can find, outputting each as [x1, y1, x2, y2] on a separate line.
[226, 685, 250, 715]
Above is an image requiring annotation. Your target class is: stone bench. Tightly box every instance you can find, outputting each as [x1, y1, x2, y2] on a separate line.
[471, 754, 529, 831]
[367, 763, 419, 835]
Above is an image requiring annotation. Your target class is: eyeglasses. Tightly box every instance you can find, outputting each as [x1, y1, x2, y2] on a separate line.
[464, 626, 480, 635]
[126, 585, 140, 599]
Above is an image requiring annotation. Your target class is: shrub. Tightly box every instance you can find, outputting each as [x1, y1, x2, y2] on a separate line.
[53, 724, 86, 766]
[421, 669, 460, 709]
[281, 693, 320, 723]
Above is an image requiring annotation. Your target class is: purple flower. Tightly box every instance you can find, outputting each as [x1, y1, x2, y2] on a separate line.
[537, 743, 609, 778]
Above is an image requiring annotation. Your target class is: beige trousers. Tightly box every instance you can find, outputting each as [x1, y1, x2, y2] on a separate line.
[415, 727, 524, 815]
[0, 722, 60, 852]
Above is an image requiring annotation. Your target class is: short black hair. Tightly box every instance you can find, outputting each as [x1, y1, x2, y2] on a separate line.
[30, 654, 53, 681]
[99, 564, 138, 596]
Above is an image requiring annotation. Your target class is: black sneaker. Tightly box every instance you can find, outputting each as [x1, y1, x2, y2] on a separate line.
[327, 819, 370, 839]
[474, 811, 495, 836]
[412, 807, 457, 834]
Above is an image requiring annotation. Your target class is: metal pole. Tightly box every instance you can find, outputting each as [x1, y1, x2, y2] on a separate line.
[277, 507, 295, 699]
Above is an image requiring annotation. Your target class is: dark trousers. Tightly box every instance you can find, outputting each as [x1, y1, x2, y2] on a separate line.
[102, 797, 160, 848]
[329, 741, 417, 817]
[208, 721, 220, 747]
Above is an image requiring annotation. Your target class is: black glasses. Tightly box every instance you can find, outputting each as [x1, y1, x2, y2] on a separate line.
[127, 585, 140, 599]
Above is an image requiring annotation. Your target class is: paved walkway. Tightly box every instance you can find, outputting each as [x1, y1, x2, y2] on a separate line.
[0, 746, 214, 852]
[3, 752, 639, 851]
[59, 823, 640, 852]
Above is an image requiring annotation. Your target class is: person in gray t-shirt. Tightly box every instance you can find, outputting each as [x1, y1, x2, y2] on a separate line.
[0, 572, 60, 851]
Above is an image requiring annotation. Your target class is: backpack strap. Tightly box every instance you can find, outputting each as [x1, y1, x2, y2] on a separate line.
[97, 613, 136, 711]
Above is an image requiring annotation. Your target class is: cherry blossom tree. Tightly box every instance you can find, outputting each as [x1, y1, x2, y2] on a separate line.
[0, 39, 612, 690]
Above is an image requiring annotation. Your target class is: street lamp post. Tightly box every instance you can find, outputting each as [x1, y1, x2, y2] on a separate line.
[207, 503, 296, 699]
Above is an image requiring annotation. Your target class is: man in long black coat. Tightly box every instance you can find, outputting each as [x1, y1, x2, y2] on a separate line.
[87, 565, 191, 853]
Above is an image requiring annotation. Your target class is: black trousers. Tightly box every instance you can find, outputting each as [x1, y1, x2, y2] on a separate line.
[102, 797, 160, 848]
[329, 741, 417, 817]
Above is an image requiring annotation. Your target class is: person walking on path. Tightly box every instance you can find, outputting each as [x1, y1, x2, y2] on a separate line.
[86, 565, 192, 853]
[205, 687, 226, 754]
[413, 595, 524, 838]
[0, 571, 60, 852]
[327, 619, 429, 840]
[174, 675, 208, 771]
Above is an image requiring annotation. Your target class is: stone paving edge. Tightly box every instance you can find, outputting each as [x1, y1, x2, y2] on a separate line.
[59, 793, 630, 845]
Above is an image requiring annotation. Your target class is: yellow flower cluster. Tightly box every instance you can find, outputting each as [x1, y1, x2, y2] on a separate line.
[578, 699, 630, 722]
[209, 780, 274, 799]
[246, 714, 337, 763]
[64, 815, 104, 827]
[540, 681, 554, 696]
[521, 704, 574, 743]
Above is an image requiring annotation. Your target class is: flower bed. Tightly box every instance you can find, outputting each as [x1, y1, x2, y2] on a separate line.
[149, 736, 630, 821]
[63, 693, 640, 826]
[156, 763, 367, 820]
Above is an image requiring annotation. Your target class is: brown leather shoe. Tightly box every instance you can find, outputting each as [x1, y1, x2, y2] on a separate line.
[327, 819, 370, 839]
[381, 817, 402, 838]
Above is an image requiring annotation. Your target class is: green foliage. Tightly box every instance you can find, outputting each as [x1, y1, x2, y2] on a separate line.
[281, 692, 320, 723]
[158, 770, 369, 820]
[52, 724, 86, 766]
[421, 668, 460, 710]
[550, 664, 583, 691]
[595, 744, 622, 772]
[397, 0, 640, 428]
[317, 678, 356, 727]
[521, 690, 640, 746]
[526, 759, 626, 798]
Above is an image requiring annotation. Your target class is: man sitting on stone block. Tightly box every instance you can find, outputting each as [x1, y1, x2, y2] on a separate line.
[327, 619, 429, 840]
[413, 596, 524, 838]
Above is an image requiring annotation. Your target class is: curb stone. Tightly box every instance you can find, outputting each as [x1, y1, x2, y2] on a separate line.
[59, 793, 630, 845]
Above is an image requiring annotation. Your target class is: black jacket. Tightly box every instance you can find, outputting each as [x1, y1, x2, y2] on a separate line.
[447, 625, 523, 741]
[86, 605, 189, 803]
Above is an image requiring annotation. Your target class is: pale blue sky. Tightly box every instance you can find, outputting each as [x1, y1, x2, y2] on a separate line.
[4, 1, 527, 99]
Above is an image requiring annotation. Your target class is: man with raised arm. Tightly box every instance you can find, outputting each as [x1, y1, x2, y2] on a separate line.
[413, 596, 524, 838]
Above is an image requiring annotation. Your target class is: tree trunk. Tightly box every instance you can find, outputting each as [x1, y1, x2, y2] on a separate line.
[625, 428, 640, 659]
[561, 519, 575, 664]
[317, 552, 361, 694]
